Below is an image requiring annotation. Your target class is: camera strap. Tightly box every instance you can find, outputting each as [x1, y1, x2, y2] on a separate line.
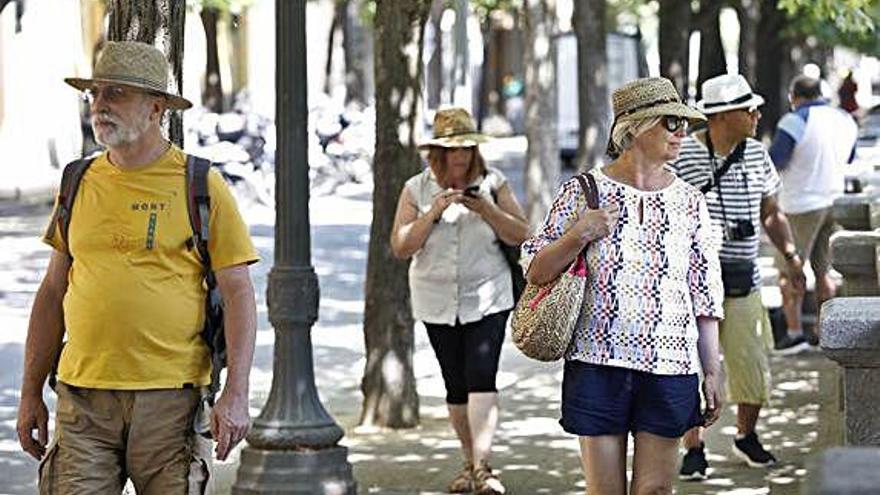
[702, 131, 750, 228]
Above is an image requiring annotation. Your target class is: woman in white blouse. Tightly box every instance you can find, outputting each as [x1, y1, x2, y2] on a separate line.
[391, 107, 529, 495]
[522, 78, 724, 495]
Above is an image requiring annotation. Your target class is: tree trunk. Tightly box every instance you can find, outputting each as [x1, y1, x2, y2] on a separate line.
[694, 0, 726, 100]
[658, 0, 691, 98]
[426, 0, 444, 109]
[476, 20, 492, 131]
[201, 6, 224, 113]
[733, 0, 759, 81]
[344, 0, 369, 106]
[324, 0, 344, 96]
[573, 0, 609, 171]
[450, 0, 471, 111]
[107, 0, 185, 147]
[754, 0, 789, 140]
[523, 0, 559, 227]
[360, 0, 430, 429]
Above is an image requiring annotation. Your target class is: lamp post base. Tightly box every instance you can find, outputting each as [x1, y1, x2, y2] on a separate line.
[232, 445, 357, 495]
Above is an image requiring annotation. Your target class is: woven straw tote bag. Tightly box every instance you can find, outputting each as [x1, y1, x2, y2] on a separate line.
[511, 173, 599, 361]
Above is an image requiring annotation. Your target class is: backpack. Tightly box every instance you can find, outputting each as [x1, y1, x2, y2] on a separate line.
[45, 155, 226, 404]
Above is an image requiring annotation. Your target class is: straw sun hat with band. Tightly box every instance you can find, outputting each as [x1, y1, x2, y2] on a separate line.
[606, 77, 705, 157]
[65, 41, 193, 110]
[419, 107, 490, 149]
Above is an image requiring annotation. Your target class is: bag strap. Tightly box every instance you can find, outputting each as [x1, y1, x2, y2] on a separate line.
[574, 172, 599, 209]
[573, 172, 599, 257]
[700, 138, 746, 194]
[184, 155, 216, 289]
[45, 157, 97, 257]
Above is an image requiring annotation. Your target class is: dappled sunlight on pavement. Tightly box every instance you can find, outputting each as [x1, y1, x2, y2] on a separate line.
[0, 142, 843, 493]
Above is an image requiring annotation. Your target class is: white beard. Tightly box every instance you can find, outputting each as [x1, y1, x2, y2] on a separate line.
[92, 105, 152, 147]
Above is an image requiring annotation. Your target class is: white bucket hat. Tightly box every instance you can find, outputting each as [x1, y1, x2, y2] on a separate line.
[695, 74, 764, 115]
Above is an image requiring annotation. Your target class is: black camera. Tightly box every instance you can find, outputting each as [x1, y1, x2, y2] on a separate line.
[725, 220, 756, 241]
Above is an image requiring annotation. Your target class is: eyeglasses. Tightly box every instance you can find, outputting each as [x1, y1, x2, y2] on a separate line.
[662, 115, 688, 133]
[83, 85, 157, 104]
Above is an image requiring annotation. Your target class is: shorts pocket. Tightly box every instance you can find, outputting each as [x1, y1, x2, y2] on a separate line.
[187, 434, 213, 495]
[38, 441, 60, 495]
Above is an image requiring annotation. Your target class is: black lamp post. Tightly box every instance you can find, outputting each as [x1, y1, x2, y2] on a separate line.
[232, 1, 356, 492]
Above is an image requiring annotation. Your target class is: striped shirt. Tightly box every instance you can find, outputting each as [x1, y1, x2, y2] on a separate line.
[670, 132, 780, 288]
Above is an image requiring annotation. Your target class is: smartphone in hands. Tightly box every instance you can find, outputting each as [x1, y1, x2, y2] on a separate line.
[463, 185, 480, 198]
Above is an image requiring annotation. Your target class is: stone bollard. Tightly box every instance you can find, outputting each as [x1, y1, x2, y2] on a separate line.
[820, 298, 880, 446]
[832, 191, 876, 231]
[830, 231, 880, 296]
[803, 448, 880, 495]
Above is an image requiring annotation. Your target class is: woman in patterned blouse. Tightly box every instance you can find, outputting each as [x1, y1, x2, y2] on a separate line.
[521, 78, 724, 495]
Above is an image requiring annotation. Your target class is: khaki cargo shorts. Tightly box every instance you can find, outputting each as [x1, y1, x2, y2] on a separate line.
[774, 207, 836, 277]
[39, 383, 214, 495]
[719, 291, 773, 406]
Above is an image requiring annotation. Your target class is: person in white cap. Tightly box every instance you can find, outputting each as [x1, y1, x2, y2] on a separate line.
[670, 73, 806, 479]
[16, 41, 259, 493]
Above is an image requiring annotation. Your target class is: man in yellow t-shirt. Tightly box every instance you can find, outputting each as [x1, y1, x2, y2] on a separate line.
[16, 41, 260, 494]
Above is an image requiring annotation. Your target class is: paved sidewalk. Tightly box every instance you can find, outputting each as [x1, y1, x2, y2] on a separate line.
[0, 138, 842, 494]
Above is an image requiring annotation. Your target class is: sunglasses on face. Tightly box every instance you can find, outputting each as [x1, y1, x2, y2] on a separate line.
[662, 115, 688, 133]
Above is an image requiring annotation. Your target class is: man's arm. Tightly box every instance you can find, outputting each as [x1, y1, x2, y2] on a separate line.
[760, 194, 805, 292]
[17, 250, 70, 460]
[211, 263, 257, 461]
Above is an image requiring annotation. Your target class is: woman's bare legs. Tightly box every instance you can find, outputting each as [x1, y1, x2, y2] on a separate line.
[579, 434, 628, 495]
[630, 432, 679, 495]
[448, 403, 474, 462]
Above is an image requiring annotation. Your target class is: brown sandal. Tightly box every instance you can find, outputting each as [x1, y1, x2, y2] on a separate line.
[448, 461, 473, 493]
[473, 460, 505, 494]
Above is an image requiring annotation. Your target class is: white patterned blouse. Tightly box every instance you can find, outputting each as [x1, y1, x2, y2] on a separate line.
[521, 168, 724, 375]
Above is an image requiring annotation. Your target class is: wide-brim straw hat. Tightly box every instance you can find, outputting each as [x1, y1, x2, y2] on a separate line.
[65, 41, 193, 110]
[419, 107, 489, 149]
[695, 74, 764, 115]
[612, 77, 706, 125]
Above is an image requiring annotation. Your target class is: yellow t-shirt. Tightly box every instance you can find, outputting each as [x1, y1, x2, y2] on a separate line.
[43, 146, 260, 389]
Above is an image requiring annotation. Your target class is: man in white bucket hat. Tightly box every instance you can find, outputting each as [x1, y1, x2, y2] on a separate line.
[670, 73, 806, 479]
[16, 41, 259, 493]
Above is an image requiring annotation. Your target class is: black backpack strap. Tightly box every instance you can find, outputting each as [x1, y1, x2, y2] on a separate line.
[46, 158, 96, 256]
[185, 155, 215, 283]
[185, 155, 226, 403]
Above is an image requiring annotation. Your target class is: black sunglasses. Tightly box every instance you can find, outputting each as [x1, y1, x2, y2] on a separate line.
[662, 115, 688, 133]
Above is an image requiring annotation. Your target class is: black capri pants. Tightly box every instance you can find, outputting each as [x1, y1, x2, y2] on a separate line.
[423, 310, 509, 405]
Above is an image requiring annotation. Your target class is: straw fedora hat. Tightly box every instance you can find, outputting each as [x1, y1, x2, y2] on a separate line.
[612, 77, 705, 124]
[65, 41, 192, 110]
[419, 107, 489, 149]
[695, 74, 764, 115]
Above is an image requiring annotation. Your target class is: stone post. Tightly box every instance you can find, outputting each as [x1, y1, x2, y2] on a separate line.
[819, 298, 880, 446]
[830, 191, 880, 297]
[804, 448, 880, 495]
[830, 231, 880, 297]
[832, 191, 876, 231]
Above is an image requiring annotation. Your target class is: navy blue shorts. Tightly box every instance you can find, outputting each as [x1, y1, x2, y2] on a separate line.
[560, 361, 704, 438]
